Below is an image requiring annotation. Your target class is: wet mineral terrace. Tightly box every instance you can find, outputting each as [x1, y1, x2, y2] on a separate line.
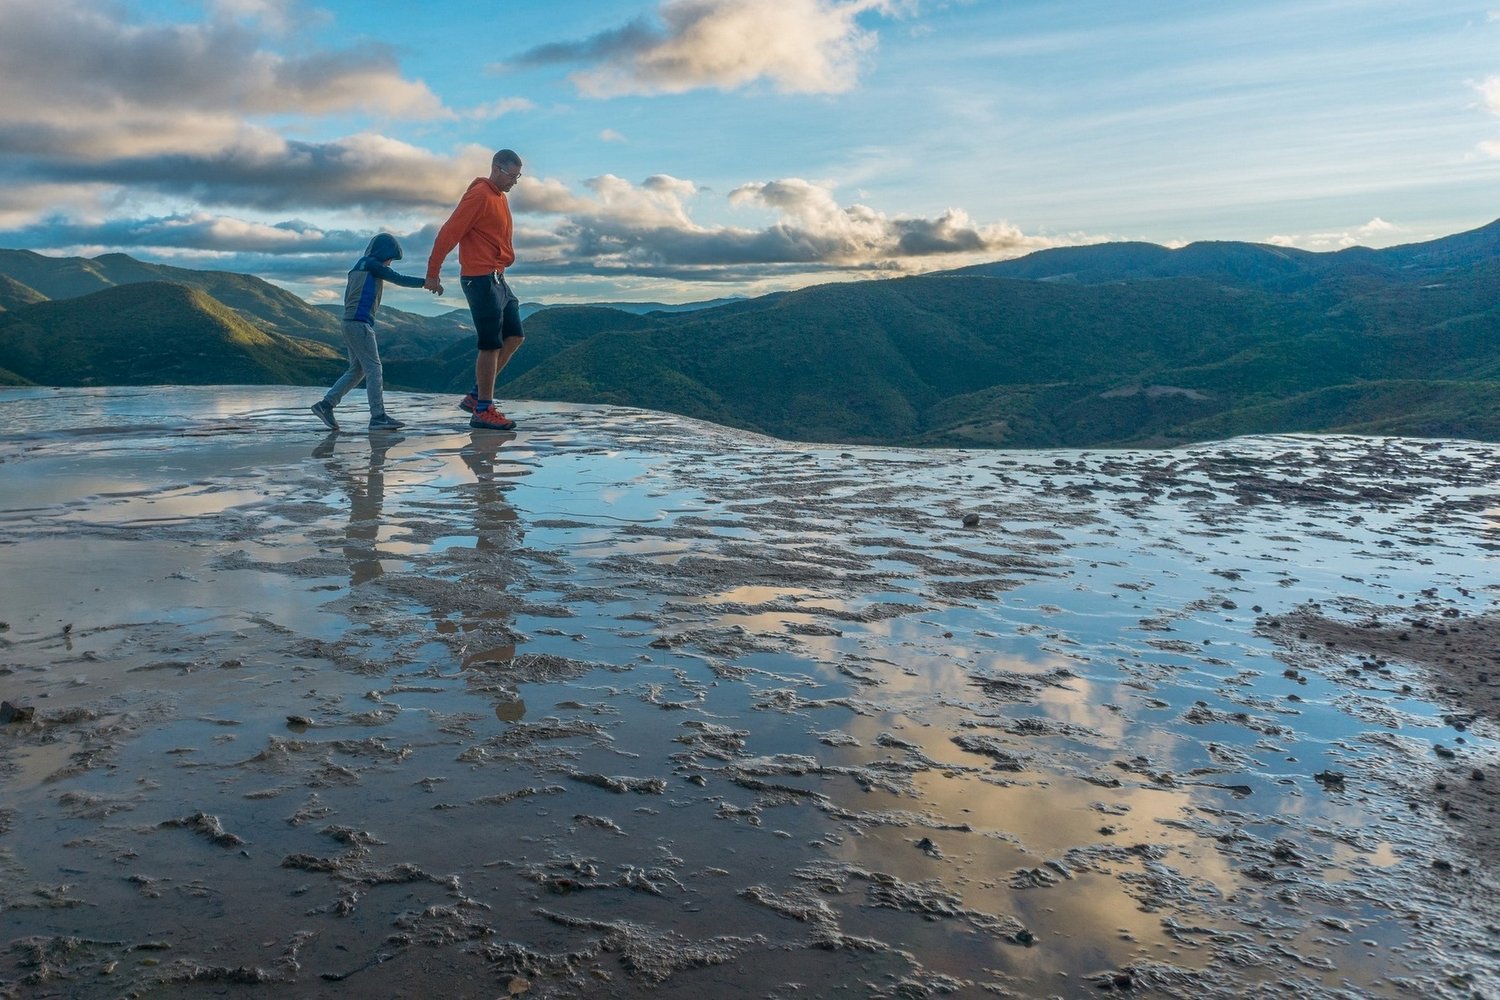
[0, 386, 1496, 999]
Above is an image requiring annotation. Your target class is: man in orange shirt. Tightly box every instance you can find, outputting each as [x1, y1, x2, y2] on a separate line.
[425, 149, 525, 431]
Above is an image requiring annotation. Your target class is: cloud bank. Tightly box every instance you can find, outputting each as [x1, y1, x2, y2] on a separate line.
[0, 0, 500, 215]
[0, 0, 1050, 300]
[514, 0, 909, 96]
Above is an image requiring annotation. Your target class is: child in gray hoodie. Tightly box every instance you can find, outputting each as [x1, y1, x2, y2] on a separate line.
[311, 232, 431, 431]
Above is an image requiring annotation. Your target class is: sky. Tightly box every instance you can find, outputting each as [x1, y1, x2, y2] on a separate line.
[2, 0, 1499, 314]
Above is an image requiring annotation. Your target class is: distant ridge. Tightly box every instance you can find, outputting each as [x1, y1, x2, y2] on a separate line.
[519, 295, 753, 319]
[937, 218, 1500, 290]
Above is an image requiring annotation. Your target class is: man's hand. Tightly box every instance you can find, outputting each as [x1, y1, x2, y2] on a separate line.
[424, 277, 444, 295]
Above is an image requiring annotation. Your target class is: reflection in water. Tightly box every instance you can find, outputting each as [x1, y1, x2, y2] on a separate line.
[316, 430, 402, 585]
[460, 430, 522, 552]
[457, 431, 527, 721]
[9, 391, 1497, 997]
[495, 696, 526, 722]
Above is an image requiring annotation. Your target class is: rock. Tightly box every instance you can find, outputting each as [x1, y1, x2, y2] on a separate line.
[961, 513, 981, 528]
[0, 700, 35, 724]
[286, 715, 314, 728]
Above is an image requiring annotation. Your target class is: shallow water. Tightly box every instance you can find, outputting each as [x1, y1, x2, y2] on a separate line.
[0, 386, 1496, 999]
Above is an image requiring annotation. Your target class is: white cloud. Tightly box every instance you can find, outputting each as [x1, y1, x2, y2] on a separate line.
[0, 0, 445, 121]
[505, 173, 1060, 288]
[516, 0, 910, 97]
[600, 129, 629, 142]
[466, 97, 537, 120]
[1265, 217, 1403, 251]
[1475, 76, 1500, 158]
[0, 0, 469, 221]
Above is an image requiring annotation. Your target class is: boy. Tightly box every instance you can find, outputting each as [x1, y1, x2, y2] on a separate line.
[311, 232, 433, 431]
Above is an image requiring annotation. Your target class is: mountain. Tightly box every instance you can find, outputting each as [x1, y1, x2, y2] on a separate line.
[0, 282, 342, 387]
[0, 249, 342, 346]
[482, 220, 1500, 446]
[3, 220, 1500, 447]
[938, 219, 1500, 291]
[519, 295, 754, 319]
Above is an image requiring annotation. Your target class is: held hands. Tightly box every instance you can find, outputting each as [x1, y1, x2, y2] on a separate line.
[424, 277, 444, 295]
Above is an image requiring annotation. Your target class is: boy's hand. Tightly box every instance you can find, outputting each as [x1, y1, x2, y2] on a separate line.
[424, 278, 444, 295]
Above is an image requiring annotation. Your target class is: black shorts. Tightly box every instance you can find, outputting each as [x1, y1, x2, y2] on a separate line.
[460, 272, 523, 350]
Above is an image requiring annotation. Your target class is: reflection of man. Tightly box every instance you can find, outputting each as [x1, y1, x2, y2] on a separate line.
[455, 429, 528, 722]
[316, 431, 402, 586]
[459, 430, 523, 553]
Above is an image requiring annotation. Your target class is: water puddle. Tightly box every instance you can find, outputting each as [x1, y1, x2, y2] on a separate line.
[0, 387, 1495, 999]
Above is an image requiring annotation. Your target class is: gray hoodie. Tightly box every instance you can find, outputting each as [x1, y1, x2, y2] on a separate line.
[342, 233, 426, 326]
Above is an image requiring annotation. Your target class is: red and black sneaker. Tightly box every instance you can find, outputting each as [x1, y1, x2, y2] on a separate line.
[469, 406, 516, 431]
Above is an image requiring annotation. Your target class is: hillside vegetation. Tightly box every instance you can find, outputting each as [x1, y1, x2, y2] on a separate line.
[0, 282, 342, 387]
[3, 219, 1499, 447]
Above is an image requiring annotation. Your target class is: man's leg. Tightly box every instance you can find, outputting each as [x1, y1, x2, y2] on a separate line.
[486, 293, 525, 397]
[475, 347, 500, 400]
[491, 336, 523, 387]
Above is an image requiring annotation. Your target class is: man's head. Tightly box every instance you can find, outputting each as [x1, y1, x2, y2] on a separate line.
[490, 149, 522, 192]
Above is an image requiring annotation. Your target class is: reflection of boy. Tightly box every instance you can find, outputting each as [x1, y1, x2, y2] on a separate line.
[424, 149, 526, 432]
[314, 432, 402, 586]
[312, 233, 434, 432]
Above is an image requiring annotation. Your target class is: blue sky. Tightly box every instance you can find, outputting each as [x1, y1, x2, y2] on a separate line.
[2, 0, 1498, 313]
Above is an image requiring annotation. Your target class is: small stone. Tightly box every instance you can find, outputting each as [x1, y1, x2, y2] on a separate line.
[286, 716, 314, 729]
[961, 513, 981, 528]
[1471, 769, 1485, 782]
[0, 701, 35, 724]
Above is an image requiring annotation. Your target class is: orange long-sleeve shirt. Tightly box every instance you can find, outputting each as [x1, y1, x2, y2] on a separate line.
[426, 177, 514, 282]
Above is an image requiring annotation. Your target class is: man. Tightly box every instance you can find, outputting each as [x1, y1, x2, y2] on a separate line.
[425, 149, 526, 430]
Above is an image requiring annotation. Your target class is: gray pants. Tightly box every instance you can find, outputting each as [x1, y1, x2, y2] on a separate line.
[323, 320, 386, 417]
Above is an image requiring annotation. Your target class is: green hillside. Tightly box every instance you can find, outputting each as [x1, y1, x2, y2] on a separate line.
[0, 274, 47, 313]
[0, 249, 342, 346]
[0, 282, 342, 387]
[4, 220, 1500, 447]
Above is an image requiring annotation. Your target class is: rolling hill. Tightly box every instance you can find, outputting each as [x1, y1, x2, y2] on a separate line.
[0, 282, 342, 387]
[3, 219, 1500, 447]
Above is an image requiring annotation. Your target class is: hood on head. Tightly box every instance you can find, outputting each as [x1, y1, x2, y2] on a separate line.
[365, 232, 403, 262]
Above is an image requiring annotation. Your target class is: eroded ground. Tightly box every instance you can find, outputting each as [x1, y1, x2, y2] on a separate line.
[0, 386, 1497, 999]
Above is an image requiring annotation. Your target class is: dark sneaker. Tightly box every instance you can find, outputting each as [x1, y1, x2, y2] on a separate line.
[369, 413, 405, 431]
[469, 407, 516, 431]
[459, 391, 479, 413]
[310, 400, 338, 430]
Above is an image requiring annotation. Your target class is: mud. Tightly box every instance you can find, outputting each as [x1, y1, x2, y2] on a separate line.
[0, 386, 1497, 999]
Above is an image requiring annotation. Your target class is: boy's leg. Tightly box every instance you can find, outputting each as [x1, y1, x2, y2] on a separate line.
[325, 336, 364, 406]
[342, 320, 386, 417]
